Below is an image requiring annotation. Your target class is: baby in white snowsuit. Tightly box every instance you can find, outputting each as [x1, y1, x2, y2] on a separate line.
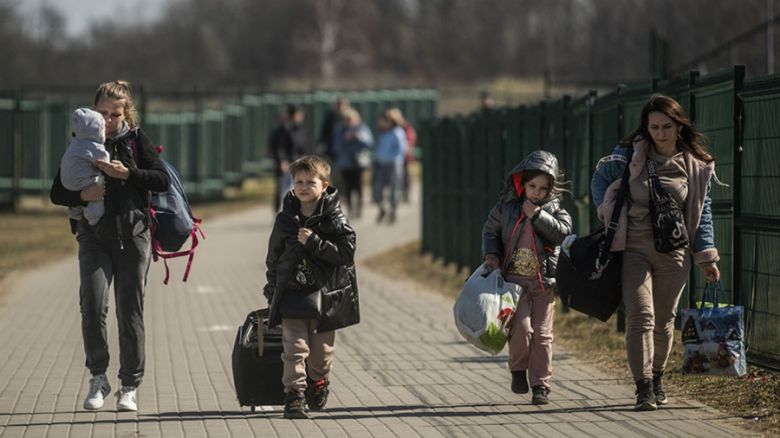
[60, 108, 109, 225]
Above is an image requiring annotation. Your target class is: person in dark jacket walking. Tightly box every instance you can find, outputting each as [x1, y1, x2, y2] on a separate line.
[317, 96, 349, 161]
[262, 155, 359, 419]
[270, 105, 309, 212]
[482, 150, 572, 405]
[50, 80, 170, 412]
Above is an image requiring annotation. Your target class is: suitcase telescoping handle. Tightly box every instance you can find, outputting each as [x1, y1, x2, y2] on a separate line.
[256, 310, 265, 357]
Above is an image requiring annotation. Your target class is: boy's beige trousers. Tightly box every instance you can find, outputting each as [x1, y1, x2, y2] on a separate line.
[281, 318, 335, 393]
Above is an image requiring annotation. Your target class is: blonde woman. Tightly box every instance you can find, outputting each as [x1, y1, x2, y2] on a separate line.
[372, 109, 408, 223]
[334, 107, 373, 218]
[50, 81, 170, 412]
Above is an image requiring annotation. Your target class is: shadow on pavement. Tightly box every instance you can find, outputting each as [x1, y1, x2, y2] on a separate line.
[0, 402, 715, 427]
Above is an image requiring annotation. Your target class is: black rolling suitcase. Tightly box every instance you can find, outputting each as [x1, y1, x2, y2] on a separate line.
[232, 308, 285, 409]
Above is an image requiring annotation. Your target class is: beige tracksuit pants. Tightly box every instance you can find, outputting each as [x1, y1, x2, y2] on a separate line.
[281, 318, 335, 393]
[622, 233, 690, 382]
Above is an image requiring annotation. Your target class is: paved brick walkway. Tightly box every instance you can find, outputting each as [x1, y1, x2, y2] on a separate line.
[0, 193, 753, 437]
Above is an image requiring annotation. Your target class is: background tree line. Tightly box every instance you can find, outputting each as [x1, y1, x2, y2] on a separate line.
[0, 0, 776, 93]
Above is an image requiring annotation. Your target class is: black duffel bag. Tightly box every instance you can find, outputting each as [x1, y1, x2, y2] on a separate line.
[556, 226, 623, 321]
[556, 151, 631, 322]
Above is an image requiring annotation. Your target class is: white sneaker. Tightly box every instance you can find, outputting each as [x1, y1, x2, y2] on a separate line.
[83, 374, 111, 410]
[116, 386, 138, 412]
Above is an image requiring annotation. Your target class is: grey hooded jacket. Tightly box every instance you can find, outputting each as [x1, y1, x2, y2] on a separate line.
[482, 150, 572, 286]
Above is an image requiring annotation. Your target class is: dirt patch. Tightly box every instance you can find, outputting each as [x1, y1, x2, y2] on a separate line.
[363, 240, 780, 436]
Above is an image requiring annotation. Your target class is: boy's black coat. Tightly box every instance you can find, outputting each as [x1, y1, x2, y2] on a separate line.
[263, 186, 359, 331]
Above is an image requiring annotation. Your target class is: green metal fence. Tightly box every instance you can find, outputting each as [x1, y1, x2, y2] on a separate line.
[421, 65, 780, 370]
[0, 88, 438, 207]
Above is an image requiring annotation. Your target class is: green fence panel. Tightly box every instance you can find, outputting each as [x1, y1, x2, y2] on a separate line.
[590, 89, 623, 156]
[542, 97, 568, 165]
[47, 102, 69, 182]
[522, 104, 543, 157]
[19, 100, 45, 192]
[692, 67, 744, 204]
[656, 72, 698, 116]
[420, 120, 433, 254]
[736, 76, 780, 369]
[739, 229, 780, 369]
[589, 89, 623, 225]
[0, 98, 15, 202]
[565, 92, 595, 236]
[0, 87, 438, 208]
[200, 109, 226, 199]
[501, 107, 524, 174]
[620, 83, 654, 136]
[687, 66, 744, 302]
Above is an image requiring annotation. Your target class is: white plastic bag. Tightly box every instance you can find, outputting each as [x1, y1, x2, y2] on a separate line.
[452, 263, 523, 355]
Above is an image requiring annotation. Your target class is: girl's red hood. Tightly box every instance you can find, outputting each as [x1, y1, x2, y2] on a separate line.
[511, 171, 524, 198]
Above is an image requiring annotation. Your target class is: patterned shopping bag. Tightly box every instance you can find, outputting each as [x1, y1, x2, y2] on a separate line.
[681, 281, 747, 376]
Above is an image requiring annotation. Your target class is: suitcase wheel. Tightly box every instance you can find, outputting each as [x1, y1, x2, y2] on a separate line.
[250, 405, 256, 412]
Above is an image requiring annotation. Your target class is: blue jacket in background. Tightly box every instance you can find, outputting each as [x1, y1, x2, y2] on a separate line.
[334, 123, 374, 170]
[374, 126, 408, 165]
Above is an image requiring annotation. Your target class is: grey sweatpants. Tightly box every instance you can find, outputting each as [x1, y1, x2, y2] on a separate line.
[76, 220, 151, 387]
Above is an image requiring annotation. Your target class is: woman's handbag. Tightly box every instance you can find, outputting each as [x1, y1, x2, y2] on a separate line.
[279, 259, 322, 320]
[555, 150, 632, 322]
[647, 159, 689, 253]
[680, 282, 747, 376]
[355, 148, 372, 169]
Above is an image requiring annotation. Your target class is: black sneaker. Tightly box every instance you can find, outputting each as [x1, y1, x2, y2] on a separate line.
[305, 378, 330, 411]
[531, 385, 550, 405]
[634, 378, 657, 411]
[283, 391, 308, 419]
[511, 370, 529, 394]
[652, 371, 667, 405]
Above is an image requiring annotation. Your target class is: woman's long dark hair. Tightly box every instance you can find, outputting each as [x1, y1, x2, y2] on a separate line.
[622, 94, 713, 163]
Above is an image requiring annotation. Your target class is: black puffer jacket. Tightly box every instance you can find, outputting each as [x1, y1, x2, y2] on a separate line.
[482, 150, 572, 287]
[50, 127, 170, 238]
[263, 187, 359, 331]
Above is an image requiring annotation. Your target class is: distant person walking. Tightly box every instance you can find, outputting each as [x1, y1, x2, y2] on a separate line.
[480, 90, 496, 111]
[372, 109, 408, 224]
[591, 95, 721, 411]
[50, 80, 170, 412]
[334, 107, 373, 218]
[318, 96, 350, 161]
[270, 105, 309, 212]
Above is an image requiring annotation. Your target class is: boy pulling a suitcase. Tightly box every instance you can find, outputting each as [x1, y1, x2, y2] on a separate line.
[263, 155, 360, 419]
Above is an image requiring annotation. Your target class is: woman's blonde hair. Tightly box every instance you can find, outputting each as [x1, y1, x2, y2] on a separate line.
[380, 108, 405, 127]
[386, 108, 406, 126]
[93, 80, 139, 128]
[343, 107, 361, 124]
